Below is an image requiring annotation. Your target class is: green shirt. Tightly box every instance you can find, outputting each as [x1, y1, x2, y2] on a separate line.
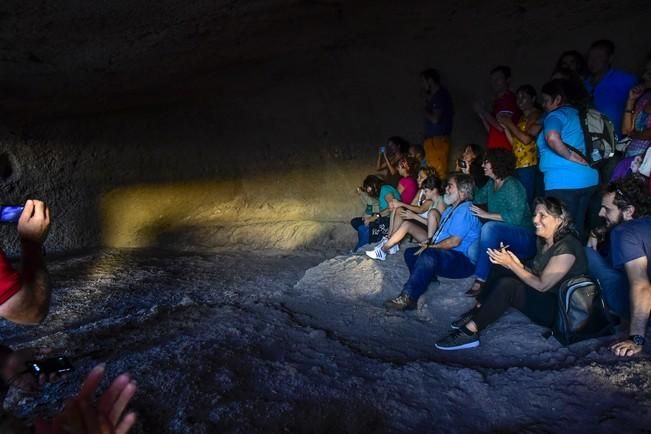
[474, 176, 532, 227]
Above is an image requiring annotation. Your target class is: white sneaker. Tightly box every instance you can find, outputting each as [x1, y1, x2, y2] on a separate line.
[388, 244, 400, 255]
[375, 236, 389, 249]
[365, 246, 387, 261]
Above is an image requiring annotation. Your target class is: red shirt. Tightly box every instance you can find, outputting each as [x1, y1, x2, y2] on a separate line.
[0, 251, 21, 305]
[486, 90, 521, 151]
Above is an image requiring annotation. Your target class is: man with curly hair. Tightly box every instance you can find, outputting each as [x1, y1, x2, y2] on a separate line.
[586, 174, 651, 356]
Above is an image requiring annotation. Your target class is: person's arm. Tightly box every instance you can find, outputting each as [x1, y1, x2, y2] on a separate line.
[429, 236, 461, 250]
[501, 114, 542, 145]
[544, 130, 588, 165]
[471, 205, 503, 222]
[401, 198, 433, 214]
[622, 85, 644, 137]
[376, 151, 387, 171]
[0, 201, 50, 325]
[611, 256, 651, 357]
[487, 248, 576, 292]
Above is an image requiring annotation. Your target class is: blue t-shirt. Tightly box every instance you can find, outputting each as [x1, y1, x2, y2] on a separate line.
[610, 217, 651, 280]
[432, 201, 480, 256]
[378, 184, 401, 211]
[536, 106, 599, 190]
[424, 87, 453, 137]
[585, 69, 637, 139]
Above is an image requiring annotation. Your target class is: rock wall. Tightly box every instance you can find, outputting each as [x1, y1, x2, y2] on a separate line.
[1, 0, 650, 252]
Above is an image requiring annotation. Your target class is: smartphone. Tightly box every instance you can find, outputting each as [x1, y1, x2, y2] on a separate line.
[25, 356, 74, 377]
[457, 159, 467, 169]
[379, 146, 386, 153]
[0, 205, 24, 224]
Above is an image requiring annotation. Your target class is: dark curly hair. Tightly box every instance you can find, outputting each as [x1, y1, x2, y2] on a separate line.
[533, 196, 577, 242]
[362, 175, 383, 198]
[421, 175, 443, 193]
[485, 149, 516, 180]
[606, 174, 651, 218]
[399, 156, 421, 178]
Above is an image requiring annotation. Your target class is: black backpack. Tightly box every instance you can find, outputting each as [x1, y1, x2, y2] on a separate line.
[547, 275, 615, 345]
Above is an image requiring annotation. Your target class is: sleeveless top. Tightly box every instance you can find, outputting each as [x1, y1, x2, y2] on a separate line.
[512, 115, 538, 168]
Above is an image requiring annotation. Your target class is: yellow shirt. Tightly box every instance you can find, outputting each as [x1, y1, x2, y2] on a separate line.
[512, 115, 538, 168]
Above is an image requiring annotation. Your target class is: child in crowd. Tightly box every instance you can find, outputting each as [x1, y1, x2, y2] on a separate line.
[396, 156, 420, 205]
[351, 175, 401, 252]
[377, 136, 410, 187]
[366, 175, 445, 261]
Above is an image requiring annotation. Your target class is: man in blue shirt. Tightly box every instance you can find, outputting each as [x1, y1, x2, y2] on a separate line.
[584, 40, 637, 140]
[385, 174, 481, 310]
[586, 174, 651, 357]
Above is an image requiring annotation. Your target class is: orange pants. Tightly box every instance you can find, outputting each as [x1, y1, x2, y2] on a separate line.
[423, 136, 450, 179]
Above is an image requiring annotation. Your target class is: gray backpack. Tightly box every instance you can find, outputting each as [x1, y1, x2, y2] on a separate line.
[564, 108, 616, 167]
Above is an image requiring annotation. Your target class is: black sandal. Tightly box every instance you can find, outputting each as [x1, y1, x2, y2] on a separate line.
[464, 280, 484, 297]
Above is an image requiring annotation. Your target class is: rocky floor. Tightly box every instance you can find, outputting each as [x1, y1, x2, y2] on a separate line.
[2, 245, 651, 433]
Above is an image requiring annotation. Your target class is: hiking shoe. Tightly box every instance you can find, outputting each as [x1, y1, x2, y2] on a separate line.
[387, 243, 400, 255]
[435, 328, 480, 351]
[365, 246, 387, 261]
[384, 293, 417, 311]
[450, 306, 478, 330]
[375, 236, 389, 249]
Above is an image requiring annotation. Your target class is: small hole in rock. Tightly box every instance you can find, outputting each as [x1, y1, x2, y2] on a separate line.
[0, 153, 13, 180]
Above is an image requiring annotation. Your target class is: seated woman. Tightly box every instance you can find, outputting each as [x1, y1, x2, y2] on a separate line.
[365, 175, 445, 261]
[465, 149, 537, 297]
[386, 166, 438, 237]
[457, 143, 488, 189]
[396, 156, 420, 205]
[350, 175, 401, 252]
[435, 197, 588, 351]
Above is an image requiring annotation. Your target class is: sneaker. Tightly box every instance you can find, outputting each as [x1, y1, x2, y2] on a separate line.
[365, 246, 387, 261]
[387, 243, 400, 255]
[435, 328, 480, 351]
[383, 293, 417, 311]
[450, 306, 478, 330]
[375, 236, 389, 249]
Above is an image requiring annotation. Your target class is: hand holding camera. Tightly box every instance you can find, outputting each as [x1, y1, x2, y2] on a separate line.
[17, 200, 50, 244]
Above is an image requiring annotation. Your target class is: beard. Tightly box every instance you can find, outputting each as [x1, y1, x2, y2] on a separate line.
[443, 191, 459, 205]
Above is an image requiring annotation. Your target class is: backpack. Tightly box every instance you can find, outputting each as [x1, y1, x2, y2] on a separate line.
[563, 108, 616, 167]
[547, 275, 615, 345]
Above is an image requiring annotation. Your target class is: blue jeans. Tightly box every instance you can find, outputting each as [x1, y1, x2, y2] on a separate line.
[545, 185, 597, 241]
[474, 221, 537, 281]
[402, 247, 475, 301]
[515, 166, 538, 206]
[585, 247, 630, 318]
[351, 217, 369, 252]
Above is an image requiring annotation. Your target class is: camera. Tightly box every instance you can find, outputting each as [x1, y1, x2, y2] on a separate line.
[457, 159, 467, 169]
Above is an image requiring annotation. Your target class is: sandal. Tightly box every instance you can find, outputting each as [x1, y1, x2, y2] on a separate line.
[464, 280, 484, 298]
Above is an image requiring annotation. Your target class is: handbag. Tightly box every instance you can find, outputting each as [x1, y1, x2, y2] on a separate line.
[368, 216, 391, 243]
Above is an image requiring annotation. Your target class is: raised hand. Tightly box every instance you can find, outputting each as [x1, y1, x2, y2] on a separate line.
[17, 200, 50, 244]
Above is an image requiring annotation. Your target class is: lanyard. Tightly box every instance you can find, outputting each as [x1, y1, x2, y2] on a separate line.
[431, 201, 463, 244]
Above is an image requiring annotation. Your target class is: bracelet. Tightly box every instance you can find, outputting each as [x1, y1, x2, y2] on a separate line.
[624, 109, 635, 114]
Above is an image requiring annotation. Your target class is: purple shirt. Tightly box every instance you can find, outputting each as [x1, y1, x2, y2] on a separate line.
[399, 177, 419, 205]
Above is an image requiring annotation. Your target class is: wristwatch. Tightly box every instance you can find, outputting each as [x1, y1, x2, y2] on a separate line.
[630, 335, 646, 346]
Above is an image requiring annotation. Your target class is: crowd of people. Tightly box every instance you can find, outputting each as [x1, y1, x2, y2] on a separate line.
[0, 201, 137, 433]
[352, 39, 651, 355]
